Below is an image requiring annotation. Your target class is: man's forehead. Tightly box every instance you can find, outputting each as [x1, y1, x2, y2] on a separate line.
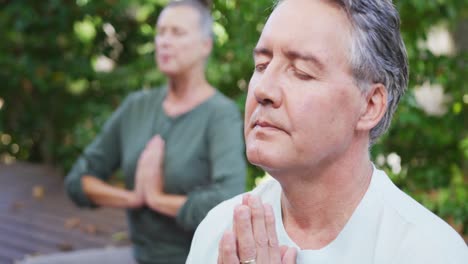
[258, 0, 351, 51]
[266, 0, 350, 31]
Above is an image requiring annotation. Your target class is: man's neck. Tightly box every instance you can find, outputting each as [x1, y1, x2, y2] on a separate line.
[278, 145, 373, 249]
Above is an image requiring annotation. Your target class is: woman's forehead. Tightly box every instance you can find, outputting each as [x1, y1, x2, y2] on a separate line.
[157, 5, 201, 30]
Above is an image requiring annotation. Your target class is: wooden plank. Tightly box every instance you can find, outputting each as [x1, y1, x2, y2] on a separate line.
[6, 207, 126, 235]
[0, 224, 77, 254]
[0, 240, 32, 263]
[0, 215, 106, 249]
[0, 162, 128, 263]
[0, 255, 13, 264]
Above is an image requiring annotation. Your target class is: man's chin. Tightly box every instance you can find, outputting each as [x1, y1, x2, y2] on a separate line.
[246, 148, 276, 171]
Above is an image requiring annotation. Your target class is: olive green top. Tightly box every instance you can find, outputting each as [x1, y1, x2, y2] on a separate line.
[65, 87, 247, 264]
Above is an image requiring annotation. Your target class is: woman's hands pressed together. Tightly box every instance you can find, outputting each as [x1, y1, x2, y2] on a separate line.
[133, 134, 187, 216]
[218, 194, 297, 264]
[134, 135, 165, 207]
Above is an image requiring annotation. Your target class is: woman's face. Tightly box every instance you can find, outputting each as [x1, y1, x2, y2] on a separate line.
[155, 5, 211, 77]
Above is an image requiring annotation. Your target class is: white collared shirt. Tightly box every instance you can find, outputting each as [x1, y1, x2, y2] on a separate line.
[187, 167, 468, 263]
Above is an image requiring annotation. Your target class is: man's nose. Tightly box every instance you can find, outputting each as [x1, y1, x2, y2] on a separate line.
[253, 65, 283, 108]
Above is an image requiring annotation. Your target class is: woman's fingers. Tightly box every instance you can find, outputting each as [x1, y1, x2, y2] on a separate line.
[154, 136, 165, 156]
[234, 205, 257, 263]
[144, 135, 165, 164]
[147, 134, 162, 147]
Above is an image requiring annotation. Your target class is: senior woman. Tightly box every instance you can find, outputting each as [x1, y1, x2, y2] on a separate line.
[187, 0, 468, 263]
[20, 1, 246, 264]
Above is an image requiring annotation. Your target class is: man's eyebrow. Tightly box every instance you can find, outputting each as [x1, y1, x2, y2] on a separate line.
[253, 47, 273, 58]
[284, 50, 325, 71]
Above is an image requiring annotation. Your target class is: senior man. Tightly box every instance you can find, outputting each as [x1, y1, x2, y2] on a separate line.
[186, 0, 468, 263]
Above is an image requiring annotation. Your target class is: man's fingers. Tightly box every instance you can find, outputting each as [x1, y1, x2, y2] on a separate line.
[280, 246, 289, 259]
[282, 247, 297, 263]
[234, 199, 287, 264]
[242, 193, 251, 206]
[247, 195, 270, 262]
[234, 205, 257, 262]
[219, 230, 239, 264]
[264, 204, 279, 247]
[218, 230, 224, 264]
[264, 204, 281, 263]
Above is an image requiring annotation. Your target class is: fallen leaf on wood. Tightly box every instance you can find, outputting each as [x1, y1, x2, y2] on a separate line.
[56, 242, 73, 251]
[32, 185, 45, 199]
[64, 217, 81, 229]
[81, 224, 97, 235]
[9, 201, 25, 212]
[111, 231, 129, 242]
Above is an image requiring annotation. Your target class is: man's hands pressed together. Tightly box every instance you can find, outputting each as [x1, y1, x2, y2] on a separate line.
[218, 194, 297, 264]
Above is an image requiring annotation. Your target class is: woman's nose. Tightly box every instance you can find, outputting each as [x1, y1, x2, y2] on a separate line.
[155, 33, 171, 48]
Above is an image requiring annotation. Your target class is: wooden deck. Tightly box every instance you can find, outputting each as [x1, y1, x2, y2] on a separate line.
[0, 162, 128, 264]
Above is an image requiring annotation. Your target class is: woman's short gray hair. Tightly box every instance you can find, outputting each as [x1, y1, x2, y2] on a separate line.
[164, 0, 213, 39]
[276, 0, 409, 143]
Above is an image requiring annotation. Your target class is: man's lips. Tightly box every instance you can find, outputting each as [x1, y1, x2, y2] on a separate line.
[252, 120, 288, 134]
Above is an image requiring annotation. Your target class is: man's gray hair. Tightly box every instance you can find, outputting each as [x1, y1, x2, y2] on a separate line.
[276, 0, 409, 143]
[165, 0, 213, 39]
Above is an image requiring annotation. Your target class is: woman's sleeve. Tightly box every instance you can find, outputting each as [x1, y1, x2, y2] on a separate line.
[176, 102, 247, 231]
[64, 94, 135, 208]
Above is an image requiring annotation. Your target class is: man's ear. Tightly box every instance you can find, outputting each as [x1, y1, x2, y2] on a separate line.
[356, 83, 388, 131]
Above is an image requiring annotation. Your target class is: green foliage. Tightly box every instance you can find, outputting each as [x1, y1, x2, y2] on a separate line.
[0, 0, 466, 237]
